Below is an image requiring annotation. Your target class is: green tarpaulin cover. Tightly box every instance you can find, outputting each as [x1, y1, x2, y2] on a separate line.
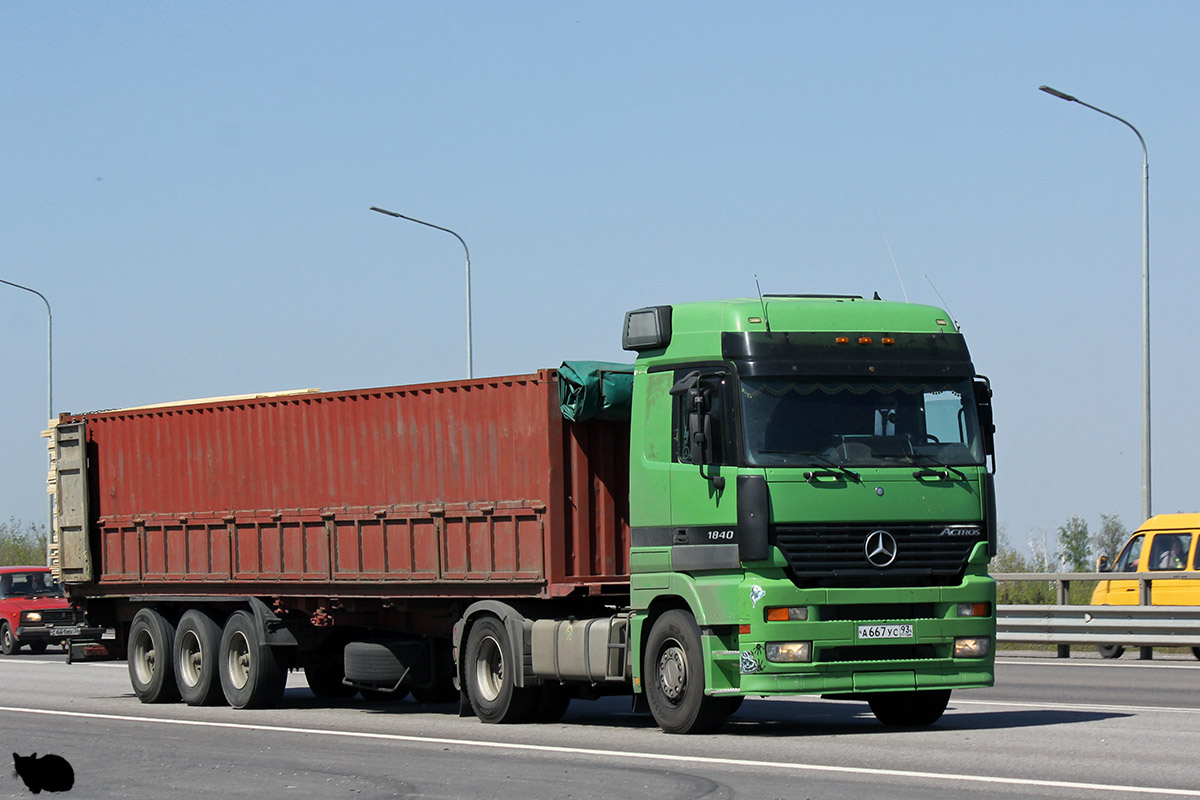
[558, 361, 634, 422]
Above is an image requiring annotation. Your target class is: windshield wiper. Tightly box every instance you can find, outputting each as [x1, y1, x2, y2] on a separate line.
[910, 454, 968, 481]
[800, 453, 861, 483]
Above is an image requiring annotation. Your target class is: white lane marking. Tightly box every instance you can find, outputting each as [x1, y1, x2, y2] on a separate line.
[997, 657, 1200, 671]
[1, 705, 1198, 797]
[953, 698, 1200, 716]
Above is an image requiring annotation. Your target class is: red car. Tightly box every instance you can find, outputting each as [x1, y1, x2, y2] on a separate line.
[0, 566, 102, 655]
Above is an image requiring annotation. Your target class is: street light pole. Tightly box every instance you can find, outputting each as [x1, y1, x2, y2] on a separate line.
[0, 278, 54, 561]
[1039, 85, 1152, 522]
[370, 206, 473, 379]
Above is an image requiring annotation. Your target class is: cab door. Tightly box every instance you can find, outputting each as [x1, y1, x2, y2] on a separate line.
[1095, 533, 1144, 605]
[1146, 531, 1198, 605]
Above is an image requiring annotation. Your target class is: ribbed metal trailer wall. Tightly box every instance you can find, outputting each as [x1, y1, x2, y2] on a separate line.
[62, 370, 630, 599]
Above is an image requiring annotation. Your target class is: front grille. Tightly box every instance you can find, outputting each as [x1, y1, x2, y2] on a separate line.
[774, 523, 984, 588]
[37, 609, 79, 625]
[819, 603, 937, 622]
[821, 643, 944, 663]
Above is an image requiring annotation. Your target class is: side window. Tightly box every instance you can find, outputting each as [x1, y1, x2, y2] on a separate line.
[1149, 533, 1191, 571]
[1114, 535, 1143, 573]
[673, 372, 731, 465]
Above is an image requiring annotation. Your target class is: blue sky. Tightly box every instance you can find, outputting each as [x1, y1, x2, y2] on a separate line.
[2, 2, 1197, 552]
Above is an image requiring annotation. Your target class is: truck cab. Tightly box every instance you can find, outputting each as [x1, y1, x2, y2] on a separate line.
[623, 296, 996, 731]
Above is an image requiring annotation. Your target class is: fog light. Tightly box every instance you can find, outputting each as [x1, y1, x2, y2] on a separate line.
[765, 607, 809, 622]
[957, 603, 990, 617]
[954, 636, 991, 658]
[765, 642, 812, 663]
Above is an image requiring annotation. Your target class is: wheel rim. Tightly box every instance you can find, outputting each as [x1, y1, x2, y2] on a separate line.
[2, 627, 12, 652]
[657, 640, 687, 704]
[225, 631, 251, 690]
[131, 626, 156, 685]
[179, 630, 204, 688]
[473, 635, 504, 702]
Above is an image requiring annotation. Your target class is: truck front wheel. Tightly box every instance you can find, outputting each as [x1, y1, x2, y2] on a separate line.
[867, 689, 952, 727]
[463, 616, 536, 723]
[128, 609, 180, 703]
[643, 610, 729, 734]
[174, 610, 226, 706]
[218, 611, 287, 709]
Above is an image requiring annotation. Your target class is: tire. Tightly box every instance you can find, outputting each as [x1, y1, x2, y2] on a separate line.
[27, 642, 48, 655]
[531, 684, 572, 723]
[128, 608, 180, 703]
[1, 622, 18, 655]
[868, 689, 952, 727]
[463, 616, 537, 724]
[359, 687, 409, 702]
[304, 658, 357, 699]
[643, 609, 729, 734]
[174, 610, 226, 706]
[1097, 644, 1126, 659]
[218, 610, 287, 709]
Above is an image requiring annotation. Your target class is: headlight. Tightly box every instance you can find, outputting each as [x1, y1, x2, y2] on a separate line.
[954, 636, 991, 658]
[21, 611, 43, 623]
[765, 642, 812, 663]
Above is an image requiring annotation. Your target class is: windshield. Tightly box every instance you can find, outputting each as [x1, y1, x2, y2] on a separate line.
[740, 377, 984, 468]
[0, 571, 64, 598]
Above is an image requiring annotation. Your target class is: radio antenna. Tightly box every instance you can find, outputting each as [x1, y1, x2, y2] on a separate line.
[754, 274, 772, 332]
[874, 212, 909, 302]
[924, 274, 960, 329]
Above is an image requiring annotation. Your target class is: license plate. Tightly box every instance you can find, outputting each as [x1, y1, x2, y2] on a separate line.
[857, 623, 914, 640]
[49, 626, 81, 637]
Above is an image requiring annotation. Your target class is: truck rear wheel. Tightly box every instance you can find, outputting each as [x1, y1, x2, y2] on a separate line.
[128, 609, 180, 703]
[218, 611, 286, 709]
[304, 658, 357, 699]
[643, 609, 729, 734]
[463, 616, 536, 723]
[867, 689, 952, 727]
[174, 610, 226, 706]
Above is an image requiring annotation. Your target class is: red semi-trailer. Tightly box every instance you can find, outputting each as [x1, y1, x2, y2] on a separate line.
[54, 369, 632, 710]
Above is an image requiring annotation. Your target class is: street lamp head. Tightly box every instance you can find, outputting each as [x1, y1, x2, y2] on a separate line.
[370, 206, 403, 218]
[1039, 85, 1078, 103]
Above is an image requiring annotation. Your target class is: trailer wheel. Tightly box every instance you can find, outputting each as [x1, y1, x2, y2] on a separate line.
[463, 616, 536, 724]
[304, 653, 357, 699]
[867, 689, 952, 727]
[128, 609, 180, 703]
[1, 622, 17, 655]
[1097, 644, 1125, 659]
[174, 610, 226, 706]
[643, 609, 728, 734]
[218, 611, 286, 709]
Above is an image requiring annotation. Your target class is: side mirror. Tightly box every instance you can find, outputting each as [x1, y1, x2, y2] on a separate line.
[1097, 555, 1111, 573]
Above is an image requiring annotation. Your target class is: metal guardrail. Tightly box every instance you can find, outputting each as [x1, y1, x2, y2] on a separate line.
[993, 571, 1200, 658]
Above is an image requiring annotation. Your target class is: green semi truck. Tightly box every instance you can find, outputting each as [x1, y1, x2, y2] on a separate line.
[54, 293, 995, 734]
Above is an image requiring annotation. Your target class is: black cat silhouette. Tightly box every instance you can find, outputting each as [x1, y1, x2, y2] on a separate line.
[12, 752, 75, 794]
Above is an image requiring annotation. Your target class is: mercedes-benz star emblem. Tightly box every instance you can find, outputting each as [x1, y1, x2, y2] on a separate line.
[864, 530, 898, 568]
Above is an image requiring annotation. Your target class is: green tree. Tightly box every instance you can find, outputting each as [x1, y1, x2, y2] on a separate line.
[0, 519, 47, 566]
[1055, 515, 1091, 572]
[1092, 513, 1128, 563]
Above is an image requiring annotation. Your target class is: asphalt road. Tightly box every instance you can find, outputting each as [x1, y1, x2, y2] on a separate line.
[2, 650, 1199, 799]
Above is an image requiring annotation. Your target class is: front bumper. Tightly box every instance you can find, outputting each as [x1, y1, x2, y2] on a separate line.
[16, 623, 106, 644]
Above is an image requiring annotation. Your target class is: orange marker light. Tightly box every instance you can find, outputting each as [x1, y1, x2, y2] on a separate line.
[882, 337, 896, 345]
[858, 337, 873, 345]
[835, 336, 850, 344]
[766, 608, 790, 622]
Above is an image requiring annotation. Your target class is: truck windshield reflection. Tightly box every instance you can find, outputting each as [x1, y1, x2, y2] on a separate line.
[741, 377, 985, 468]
